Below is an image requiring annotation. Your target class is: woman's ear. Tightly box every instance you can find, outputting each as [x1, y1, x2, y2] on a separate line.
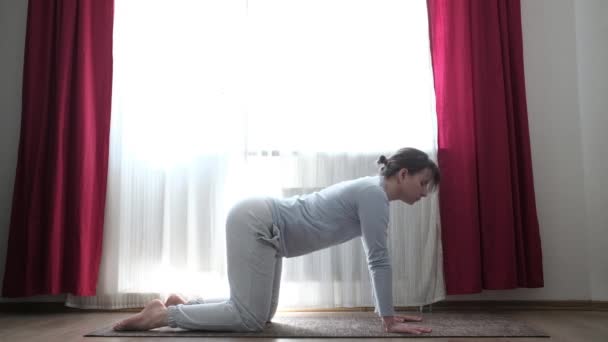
[397, 168, 409, 183]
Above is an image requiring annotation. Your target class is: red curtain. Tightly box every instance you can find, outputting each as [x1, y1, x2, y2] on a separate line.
[427, 0, 544, 294]
[2, 0, 114, 297]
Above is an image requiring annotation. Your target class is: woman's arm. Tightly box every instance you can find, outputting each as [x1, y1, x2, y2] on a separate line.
[357, 188, 394, 317]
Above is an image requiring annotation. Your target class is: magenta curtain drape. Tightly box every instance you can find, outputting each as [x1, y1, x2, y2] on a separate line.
[427, 0, 544, 294]
[2, 0, 114, 297]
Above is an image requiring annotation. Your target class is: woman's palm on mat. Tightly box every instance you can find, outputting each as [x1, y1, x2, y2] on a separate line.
[383, 315, 432, 335]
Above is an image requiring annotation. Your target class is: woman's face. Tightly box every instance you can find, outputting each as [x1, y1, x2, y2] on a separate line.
[398, 168, 433, 204]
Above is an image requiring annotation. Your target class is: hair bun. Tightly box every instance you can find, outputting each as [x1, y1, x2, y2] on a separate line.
[377, 155, 388, 165]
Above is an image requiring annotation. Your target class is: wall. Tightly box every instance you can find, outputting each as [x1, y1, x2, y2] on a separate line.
[573, 0, 608, 301]
[0, 0, 27, 294]
[0, 0, 606, 302]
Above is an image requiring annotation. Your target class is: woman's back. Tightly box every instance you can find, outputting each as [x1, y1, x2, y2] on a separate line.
[269, 175, 390, 258]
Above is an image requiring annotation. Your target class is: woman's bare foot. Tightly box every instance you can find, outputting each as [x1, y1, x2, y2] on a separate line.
[113, 299, 169, 331]
[164, 294, 187, 307]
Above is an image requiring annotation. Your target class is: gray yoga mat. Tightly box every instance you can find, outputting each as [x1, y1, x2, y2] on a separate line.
[86, 311, 549, 338]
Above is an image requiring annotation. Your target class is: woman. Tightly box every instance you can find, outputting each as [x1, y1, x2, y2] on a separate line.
[113, 147, 440, 335]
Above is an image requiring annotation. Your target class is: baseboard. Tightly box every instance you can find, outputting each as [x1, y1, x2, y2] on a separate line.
[0, 302, 139, 313]
[406, 300, 608, 311]
[283, 300, 608, 312]
[1, 300, 607, 313]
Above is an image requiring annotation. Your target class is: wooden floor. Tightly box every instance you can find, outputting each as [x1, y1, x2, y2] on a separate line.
[0, 310, 607, 341]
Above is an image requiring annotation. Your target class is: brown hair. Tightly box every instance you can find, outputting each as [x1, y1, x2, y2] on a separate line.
[377, 147, 440, 191]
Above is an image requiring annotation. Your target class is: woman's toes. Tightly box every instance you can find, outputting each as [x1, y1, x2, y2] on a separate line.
[164, 294, 187, 307]
[111, 300, 168, 331]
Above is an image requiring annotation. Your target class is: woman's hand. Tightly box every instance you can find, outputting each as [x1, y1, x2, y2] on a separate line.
[392, 314, 424, 323]
[382, 315, 432, 335]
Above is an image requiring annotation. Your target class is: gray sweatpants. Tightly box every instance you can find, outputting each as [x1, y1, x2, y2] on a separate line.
[166, 198, 283, 331]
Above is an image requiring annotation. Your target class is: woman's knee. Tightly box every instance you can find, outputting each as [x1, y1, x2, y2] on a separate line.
[247, 325, 264, 333]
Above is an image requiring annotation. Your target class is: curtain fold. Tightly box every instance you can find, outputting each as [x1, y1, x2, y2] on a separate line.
[427, 0, 544, 294]
[2, 0, 114, 297]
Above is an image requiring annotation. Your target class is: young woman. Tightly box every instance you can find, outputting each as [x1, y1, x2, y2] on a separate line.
[113, 147, 440, 335]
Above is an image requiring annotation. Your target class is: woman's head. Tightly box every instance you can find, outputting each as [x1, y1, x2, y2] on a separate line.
[377, 148, 440, 204]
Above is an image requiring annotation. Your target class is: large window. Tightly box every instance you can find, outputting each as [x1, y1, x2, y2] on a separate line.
[84, 0, 443, 309]
[113, 0, 436, 167]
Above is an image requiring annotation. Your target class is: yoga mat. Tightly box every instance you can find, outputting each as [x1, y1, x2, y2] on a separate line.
[86, 311, 549, 338]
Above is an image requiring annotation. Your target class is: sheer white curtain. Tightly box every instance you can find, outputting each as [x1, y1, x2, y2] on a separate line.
[67, 0, 444, 310]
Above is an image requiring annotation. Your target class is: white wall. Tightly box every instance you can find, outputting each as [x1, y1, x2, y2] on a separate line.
[574, 0, 608, 301]
[0, 0, 606, 302]
[0, 0, 27, 292]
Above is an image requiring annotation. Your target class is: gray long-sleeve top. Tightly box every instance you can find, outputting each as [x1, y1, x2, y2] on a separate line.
[269, 176, 395, 317]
